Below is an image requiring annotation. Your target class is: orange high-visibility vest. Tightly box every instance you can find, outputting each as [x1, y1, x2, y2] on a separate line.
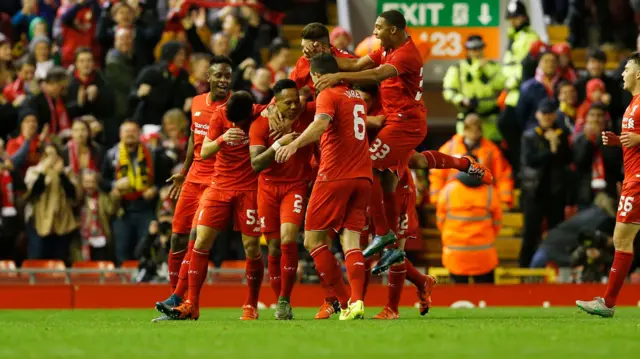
[429, 134, 513, 207]
[436, 179, 502, 276]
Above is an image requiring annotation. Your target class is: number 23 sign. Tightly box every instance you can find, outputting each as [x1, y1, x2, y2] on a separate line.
[407, 27, 500, 60]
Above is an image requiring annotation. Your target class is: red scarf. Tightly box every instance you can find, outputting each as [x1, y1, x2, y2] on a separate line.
[80, 193, 105, 260]
[2, 78, 25, 103]
[167, 63, 181, 78]
[535, 68, 559, 97]
[44, 93, 70, 134]
[74, 70, 95, 87]
[68, 140, 97, 174]
[0, 169, 16, 218]
[591, 149, 606, 190]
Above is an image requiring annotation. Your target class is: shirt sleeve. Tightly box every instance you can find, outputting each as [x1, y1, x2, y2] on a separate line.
[206, 112, 222, 140]
[385, 49, 409, 75]
[368, 47, 383, 66]
[315, 91, 336, 120]
[249, 118, 268, 147]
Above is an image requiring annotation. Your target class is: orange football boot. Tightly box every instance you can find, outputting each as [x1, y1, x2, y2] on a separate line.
[463, 155, 493, 185]
[418, 275, 436, 316]
[373, 306, 400, 320]
[314, 301, 338, 319]
[169, 300, 199, 320]
[239, 305, 259, 320]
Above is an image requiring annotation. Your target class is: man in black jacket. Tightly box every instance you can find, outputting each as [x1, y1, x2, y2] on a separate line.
[519, 98, 573, 267]
[575, 49, 623, 124]
[130, 41, 196, 126]
[572, 103, 623, 209]
[24, 66, 77, 136]
[66, 48, 115, 125]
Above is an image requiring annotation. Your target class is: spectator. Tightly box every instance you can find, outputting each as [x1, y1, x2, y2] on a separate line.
[130, 41, 195, 126]
[28, 16, 48, 40]
[575, 79, 611, 132]
[62, 119, 103, 175]
[102, 121, 156, 264]
[572, 229, 614, 283]
[531, 193, 616, 269]
[0, 33, 13, 88]
[0, 138, 19, 260]
[429, 113, 514, 208]
[517, 51, 559, 131]
[189, 53, 212, 95]
[552, 42, 578, 83]
[330, 26, 352, 52]
[265, 41, 290, 86]
[141, 124, 177, 189]
[555, 80, 578, 132]
[161, 108, 188, 162]
[442, 34, 505, 142]
[11, 0, 37, 41]
[78, 169, 118, 261]
[210, 32, 231, 58]
[519, 99, 572, 267]
[574, 49, 622, 122]
[29, 35, 53, 81]
[24, 143, 79, 264]
[104, 28, 135, 145]
[25, 66, 74, 136]
[572, 104, 622, 209]
[59, 0, 101, 68]
[1, 55, 35, 138]
[67, 47, 115, 122]
[6, 109, 45, 182]
[135, 212, 172, 283]
[436, 172, 502, 284]
[521, 40, 549, 83]
[246, 67, 274, 105]
[567, 0, 614, 48]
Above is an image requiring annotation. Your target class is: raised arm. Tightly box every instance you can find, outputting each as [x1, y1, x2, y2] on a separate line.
[336, 56, 376, 72]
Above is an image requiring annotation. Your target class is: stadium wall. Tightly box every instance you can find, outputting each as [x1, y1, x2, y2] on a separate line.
[2, 284, 640, 309]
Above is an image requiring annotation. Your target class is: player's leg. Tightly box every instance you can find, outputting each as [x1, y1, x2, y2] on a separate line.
[313, 229, 341, 319]
[359, 217, 373, 300]
[266, 236, 282, 301]
[239, 190, 263, 320]
[577, 221, 639, 317]
[258, 184, 282, 302]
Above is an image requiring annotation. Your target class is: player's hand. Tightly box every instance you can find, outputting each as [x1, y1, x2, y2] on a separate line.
[266, 104, 285, 132]
[222, 128, 246, 143]
[620, 132, 640, 148]
[277, 132, 299, 146]
[602, 131, 621, 146]
[315, 73, 341, 92]
[275, 145, 297, 163]
[166, 172, 186, 200]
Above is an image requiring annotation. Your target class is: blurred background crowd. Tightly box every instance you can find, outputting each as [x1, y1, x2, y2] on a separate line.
[1, 0, 640, 284]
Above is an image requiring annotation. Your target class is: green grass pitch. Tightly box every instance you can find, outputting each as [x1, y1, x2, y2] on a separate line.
[2, 307, 640, 359]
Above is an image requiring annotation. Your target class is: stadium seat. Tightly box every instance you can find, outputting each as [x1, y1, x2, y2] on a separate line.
[71, 261, 117, 283]
[21, 260, 67, 284]
[0, 259, 17, 276]
[120, 260, 140, 283]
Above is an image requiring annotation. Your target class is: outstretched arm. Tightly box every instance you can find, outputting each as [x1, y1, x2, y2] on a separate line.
[315, 65, 397, 91]
[336, 56, 376, 72]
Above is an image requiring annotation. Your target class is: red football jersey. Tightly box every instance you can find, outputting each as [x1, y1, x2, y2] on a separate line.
[206, 104, 267, 190]
[368, 37, 426, 125]
[315, 85, 372, 182]
[396, 166, 415, 196]
[249, 102, 315, 184]
[290, 46, 356, 92]
[186, 92, 230, 184]
[622, 94, 640, 183]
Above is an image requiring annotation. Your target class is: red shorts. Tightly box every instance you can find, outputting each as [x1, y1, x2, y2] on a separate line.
[397, 190, 419, 240]
[196, 188, 261, 237]
[172, 181, 209, 234]
[370, 113, 427, 175]
[258, 181, 308, 239]
[305, 178, 372, 233]
[616, 181, 640, 223]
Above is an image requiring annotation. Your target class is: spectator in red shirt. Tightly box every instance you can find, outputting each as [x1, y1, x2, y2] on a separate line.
[575, 78, 611, 133]
[330, 26, 352, 52]
[552, 42, 578, 83]
[265, 41, 289, 86]
[59, 0, 101, 68]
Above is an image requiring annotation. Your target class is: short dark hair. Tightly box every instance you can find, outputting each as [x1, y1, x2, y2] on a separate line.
[74, 47, 93, 62]
[310, 53, 339, 75]
[555, 80, 575, 94]
[379, 10, 407, 30]
[209, 55, 233, 68]
[588, 102, 608, 114]
[587, 48, 607, 63]
[628, 52, 640, 67]
[226, 91, 255, 123]
[354, 84, 379, 98]
[44, 67, 69, 83]
[301, 23, 330, 43]
[269, 41, 290, 59]
[273, 79, 297, 96]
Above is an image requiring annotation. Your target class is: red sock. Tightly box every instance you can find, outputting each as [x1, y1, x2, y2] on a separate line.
[421, 150, 469, 170]
[319, 275, 338, 303]
[383, 191, 399, 234]
[168, 249, 186, 291]
[371, 177, 390, 236]
[363, 258, 373, 300]
[267, 254, 281, 300]
[280, 242, 298, 299]
[310, 245, 350, 308]
[344, 249, 366, 302]
[405, 259, 427, 289]
[174, 241, 194, 298]
[387, 262, 406, 312]
[604, 251, 634, 307]
[244, 255, 264, 308]
[187, 248, 210, 308]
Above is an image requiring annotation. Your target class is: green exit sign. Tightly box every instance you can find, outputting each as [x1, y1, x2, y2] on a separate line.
[377, 0, 500, 27]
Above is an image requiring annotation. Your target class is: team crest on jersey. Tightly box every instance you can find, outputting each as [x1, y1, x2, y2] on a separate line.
[195, 112, 201, 116]
[631, 105, 638, 117]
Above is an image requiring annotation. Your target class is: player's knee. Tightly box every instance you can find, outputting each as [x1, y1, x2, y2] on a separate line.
[170, 233, 189, 252]
[281, 230, 297, 245]
[613, 235, 634, 252]
[242, 236, 261, 258]
[267, 238, 281, 257]
[303, 233, 324, 252]
[195, 226, 217, 250]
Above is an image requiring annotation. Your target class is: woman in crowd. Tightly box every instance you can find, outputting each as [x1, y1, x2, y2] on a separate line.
[62, 118, 103, 175]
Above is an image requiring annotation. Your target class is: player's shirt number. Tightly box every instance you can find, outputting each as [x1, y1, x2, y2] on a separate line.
[246, 209, 257, 224]
[353, 104, 366, 140]
[370, 138, 390, 160]
[293, 194, 304, 214]
[618, 196, 634, 217]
